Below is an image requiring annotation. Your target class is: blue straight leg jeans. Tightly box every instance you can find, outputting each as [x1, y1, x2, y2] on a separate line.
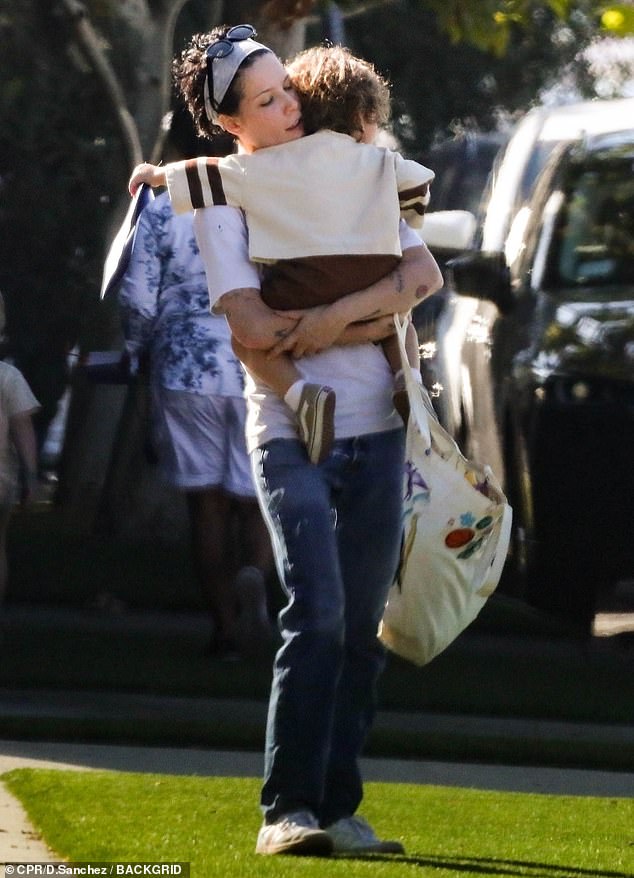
[251, 428, 405, 826]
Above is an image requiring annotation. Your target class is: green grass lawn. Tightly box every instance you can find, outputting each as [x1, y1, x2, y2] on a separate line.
[3, 768, 633, 876]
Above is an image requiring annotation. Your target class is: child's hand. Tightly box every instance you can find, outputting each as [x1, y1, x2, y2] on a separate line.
[128, 163, 166, 196]
[268, 305, 346, 358]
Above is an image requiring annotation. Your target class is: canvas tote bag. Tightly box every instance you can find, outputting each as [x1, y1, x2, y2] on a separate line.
[378, 315, 512, 666]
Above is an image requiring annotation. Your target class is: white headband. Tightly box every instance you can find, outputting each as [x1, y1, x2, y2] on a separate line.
[203, 38, 270, 121]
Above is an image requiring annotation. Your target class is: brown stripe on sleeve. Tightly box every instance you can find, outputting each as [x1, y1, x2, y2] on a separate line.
[399, 182, 430, 203]
[206, 163, 227, 206]
[401, 201, 428, 217]
[184, 159, 204, 209]
[400, 182, 430, 216]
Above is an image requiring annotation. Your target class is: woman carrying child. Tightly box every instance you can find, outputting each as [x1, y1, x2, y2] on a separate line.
[131, 43, 433, 463]
[130, 26, 442, 857]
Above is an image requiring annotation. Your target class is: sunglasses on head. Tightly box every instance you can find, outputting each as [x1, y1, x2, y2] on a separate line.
[204, 24, 257, 111]
[206, 24, 256, 64]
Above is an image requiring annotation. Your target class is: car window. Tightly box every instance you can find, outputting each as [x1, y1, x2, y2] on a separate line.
[519, 141, 561, 205]
[550, 156, 634, 289]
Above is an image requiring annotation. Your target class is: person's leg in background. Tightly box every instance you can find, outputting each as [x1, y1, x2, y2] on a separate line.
[234, 494, 274, 577]
[187, 485, 273, 658]
[185, 485, 240, 655]
[154, 389, 245, 655]
[0, 504, 13, 606]
[223, 396, 274, 654]
[155, 388, 273, 657]
[230, 498, 275, 655]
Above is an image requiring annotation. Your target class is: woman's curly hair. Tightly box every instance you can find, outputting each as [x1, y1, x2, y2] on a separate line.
[172, 28, 268, 139]
[287, 45, 391, 138]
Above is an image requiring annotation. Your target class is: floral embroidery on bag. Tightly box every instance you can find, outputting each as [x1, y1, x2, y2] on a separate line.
[396, 460, 430, 588]
[444, 512, 497, 562]
[404, 459, 429, 501]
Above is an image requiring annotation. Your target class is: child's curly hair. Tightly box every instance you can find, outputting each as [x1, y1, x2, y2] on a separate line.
[287, 45, 391, 138]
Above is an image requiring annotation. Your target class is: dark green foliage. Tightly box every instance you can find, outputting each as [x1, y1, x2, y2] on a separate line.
[342, 0, 595, 158]
[0, 1, 126, 439]
[0, 0, 601, 444]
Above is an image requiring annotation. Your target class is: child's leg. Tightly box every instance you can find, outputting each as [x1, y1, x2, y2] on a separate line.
[381, 315, 421, 423]
[404, 318, 421, 374]
[232, 336, 298, 397]
[231, 336, 336, 465]
[381, 316, 421, 376]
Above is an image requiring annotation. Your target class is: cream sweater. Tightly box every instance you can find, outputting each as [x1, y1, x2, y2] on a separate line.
[165, 130, 434, 263]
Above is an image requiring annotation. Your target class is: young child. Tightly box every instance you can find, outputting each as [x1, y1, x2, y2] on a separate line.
[130, 45, 433, 463]
[0, 317, 39, 604]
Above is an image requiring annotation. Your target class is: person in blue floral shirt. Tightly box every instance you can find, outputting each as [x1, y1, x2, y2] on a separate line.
[118, 107, 272, 659]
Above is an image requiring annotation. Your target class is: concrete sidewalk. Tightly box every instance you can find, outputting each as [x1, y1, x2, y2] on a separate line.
[1, 738, 634, 864]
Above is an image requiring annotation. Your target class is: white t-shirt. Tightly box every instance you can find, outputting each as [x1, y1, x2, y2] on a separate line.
[0, 362, 39, 500]
[194, 205, 419, 452]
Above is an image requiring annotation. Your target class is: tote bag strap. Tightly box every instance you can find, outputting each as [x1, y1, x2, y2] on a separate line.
[393, 316, 513, 600]
[393, 314, 432, 448]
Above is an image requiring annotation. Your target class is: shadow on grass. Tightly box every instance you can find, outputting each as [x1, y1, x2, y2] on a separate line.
[344, 852, 632, 877]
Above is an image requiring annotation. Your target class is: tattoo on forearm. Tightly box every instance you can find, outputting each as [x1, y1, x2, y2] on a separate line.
[394, 265, 404, 293]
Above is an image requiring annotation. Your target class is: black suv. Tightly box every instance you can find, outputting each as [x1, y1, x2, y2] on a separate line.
[448, 130, 634, 628]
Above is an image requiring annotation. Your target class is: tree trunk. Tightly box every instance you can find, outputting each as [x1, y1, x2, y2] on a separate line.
[58, 0, 310, 547]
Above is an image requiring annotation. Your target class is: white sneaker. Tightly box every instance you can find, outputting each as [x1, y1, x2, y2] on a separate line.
[326, 815, 405, 854]
[296, 383, 336, 465]
[255, 810, 334, 856]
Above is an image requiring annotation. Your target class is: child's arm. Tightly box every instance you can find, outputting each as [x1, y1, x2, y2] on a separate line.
[396, 155, 435, 229]
[129, 156, 247, 215]
[128, 163, 166, 195]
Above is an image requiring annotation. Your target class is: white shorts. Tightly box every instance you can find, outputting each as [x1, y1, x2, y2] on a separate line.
[152, 387, 256, 497]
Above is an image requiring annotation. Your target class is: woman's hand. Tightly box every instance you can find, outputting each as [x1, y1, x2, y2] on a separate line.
[128, 163, 166, 196]
[267, 305, 347, 358]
